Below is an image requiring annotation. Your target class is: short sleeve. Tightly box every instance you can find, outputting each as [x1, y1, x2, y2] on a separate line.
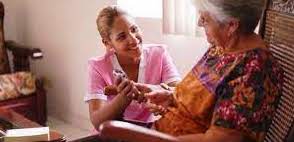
[161, 46, 181, 84]
[84, 60, 108, 102]
[212, 49, 283, 137]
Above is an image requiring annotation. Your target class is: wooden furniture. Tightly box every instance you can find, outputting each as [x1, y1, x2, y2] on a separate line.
[0, 2, 47, 125]
[69, 135, 112, 142]
[0, 83, 47, 126]
[0, 108, 65, 142]
[100, 121, 178, 142]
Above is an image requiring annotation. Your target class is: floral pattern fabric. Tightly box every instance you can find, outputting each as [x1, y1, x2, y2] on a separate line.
[204, 47, 283, 140]
[0, 72, 36, 101]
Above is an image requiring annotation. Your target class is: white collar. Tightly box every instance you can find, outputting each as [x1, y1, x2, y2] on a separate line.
[111, 48, 146, 83]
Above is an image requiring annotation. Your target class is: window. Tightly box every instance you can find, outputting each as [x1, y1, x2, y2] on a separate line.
[163, 0, 201, 36]
[117, 0, 162, 18]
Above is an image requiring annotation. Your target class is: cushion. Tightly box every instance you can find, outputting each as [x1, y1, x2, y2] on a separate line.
[0, 72, 36, 101]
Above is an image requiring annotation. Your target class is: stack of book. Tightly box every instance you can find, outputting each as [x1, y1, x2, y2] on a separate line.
[4, 127, 49, 142]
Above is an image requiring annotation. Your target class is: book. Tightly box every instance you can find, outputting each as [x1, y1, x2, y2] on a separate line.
[4, 127, 49, 142]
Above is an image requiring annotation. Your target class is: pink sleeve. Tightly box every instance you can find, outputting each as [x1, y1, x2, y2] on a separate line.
[84, 60, 108, 102]
[161, 46, 181, 84]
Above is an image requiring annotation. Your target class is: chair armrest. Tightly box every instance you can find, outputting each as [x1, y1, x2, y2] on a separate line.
[68, 134, 103, 142]
[5, 40, 43, 59]
[99, 121, 179, 142]
[5, 40, 43, 72]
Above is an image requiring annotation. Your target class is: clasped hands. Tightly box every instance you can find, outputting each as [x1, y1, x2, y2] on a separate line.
[105, 76, 173, 115]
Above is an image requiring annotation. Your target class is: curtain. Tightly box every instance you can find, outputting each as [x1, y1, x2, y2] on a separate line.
[163, 0, 200, 36]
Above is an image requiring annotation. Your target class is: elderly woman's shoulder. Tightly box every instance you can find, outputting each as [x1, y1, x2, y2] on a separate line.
[242, 47, 283, 75]
[244, 47, 275, 60]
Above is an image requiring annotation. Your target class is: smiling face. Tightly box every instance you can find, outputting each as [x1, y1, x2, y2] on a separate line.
[106, 15, 143, 59]
[198, 11, 229, 47]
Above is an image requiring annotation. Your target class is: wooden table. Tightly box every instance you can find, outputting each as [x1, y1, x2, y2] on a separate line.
[0, 108, 66, 142]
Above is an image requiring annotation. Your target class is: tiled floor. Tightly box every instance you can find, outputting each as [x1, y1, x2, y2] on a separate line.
[47, 117, 91, 141]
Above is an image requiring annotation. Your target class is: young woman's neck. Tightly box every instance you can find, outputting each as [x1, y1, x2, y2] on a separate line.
[116, 54, 141, 66]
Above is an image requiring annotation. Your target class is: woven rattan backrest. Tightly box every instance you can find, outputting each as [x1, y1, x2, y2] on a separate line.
[259, 0, 294, 142]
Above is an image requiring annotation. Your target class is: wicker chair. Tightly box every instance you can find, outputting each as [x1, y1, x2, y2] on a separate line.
[258, 0, 294, 141]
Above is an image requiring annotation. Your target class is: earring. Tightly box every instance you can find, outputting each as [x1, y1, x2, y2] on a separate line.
[228, 31, 235, 38]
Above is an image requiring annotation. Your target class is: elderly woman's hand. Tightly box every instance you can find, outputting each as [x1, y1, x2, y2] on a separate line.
[144, 90, 174, 115]
[135, 84, 175, 115]
[145, 101, 168, 116]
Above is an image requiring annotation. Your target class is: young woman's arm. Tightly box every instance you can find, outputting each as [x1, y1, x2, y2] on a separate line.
[88, 93, 131, 130]
[88, 78, 139, 129]
[87, 60, 138, 129]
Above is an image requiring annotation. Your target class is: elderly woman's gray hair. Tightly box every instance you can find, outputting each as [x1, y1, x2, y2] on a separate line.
[192, 0, 265, 34]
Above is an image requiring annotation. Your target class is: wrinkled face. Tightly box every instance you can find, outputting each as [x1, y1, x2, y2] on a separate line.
[198, 11, 229, 47]
[107, 15, 142, 59]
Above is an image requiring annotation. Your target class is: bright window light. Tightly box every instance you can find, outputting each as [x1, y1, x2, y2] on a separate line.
[117, 0, 162, 18]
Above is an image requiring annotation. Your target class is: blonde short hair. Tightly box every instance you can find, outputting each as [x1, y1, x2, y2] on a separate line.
[96, 5, 130, 39]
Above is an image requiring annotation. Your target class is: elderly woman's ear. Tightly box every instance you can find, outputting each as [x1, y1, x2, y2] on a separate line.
[226, 18, 240, 38]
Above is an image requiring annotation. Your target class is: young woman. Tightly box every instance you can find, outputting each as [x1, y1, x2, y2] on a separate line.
[85, 5, 181, 130]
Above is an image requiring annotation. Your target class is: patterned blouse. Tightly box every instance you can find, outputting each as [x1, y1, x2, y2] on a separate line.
[155, 46, 283, 141]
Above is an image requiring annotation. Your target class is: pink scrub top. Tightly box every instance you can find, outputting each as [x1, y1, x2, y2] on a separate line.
[85, 44, 181, 122]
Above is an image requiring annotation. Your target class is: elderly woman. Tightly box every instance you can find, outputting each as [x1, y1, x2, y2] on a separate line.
[134, 0, 284, 141]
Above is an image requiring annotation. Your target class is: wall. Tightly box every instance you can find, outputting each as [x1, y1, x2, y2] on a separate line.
[2, 0, 207, 130]
[2, 0, 25, 42]
[136, 18, 207, 74]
